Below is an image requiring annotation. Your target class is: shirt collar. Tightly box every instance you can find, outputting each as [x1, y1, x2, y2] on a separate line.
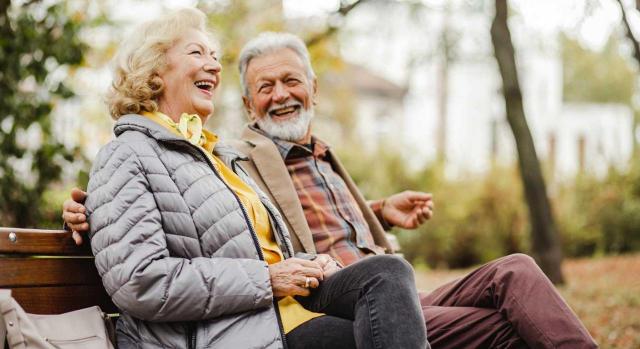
[249, 124, 329, 160]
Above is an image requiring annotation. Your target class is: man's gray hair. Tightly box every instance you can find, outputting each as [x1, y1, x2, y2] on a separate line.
[238, 32, 316, 98]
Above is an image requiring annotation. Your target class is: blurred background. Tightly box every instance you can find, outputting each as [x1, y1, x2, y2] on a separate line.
[1, 0, 639, 347]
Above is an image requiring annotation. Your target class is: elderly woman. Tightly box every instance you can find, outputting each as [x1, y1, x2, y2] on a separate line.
[86, 8, 427, 349]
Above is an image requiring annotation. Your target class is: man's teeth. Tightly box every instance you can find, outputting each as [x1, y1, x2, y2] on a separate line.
[194, 81, 213, 90]
[273, 106, 297, 116]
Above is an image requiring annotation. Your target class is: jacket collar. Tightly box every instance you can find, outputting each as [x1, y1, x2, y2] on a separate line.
[115, 114, 247, 163]
[115, 114, 184, 142]
[240, 125, 317, 253]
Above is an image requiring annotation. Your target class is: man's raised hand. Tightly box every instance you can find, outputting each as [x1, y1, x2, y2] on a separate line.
[382, 191, 434, 229]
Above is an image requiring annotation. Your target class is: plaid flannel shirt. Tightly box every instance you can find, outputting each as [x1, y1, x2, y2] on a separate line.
[267, 133, 382, 266]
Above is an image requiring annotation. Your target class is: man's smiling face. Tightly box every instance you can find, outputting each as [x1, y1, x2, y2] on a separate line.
[243, 48, 317, 143]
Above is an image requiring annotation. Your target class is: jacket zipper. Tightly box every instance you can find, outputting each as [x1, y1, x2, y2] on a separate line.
[186, 323, 196, 349]
[176, 141, 289, 349]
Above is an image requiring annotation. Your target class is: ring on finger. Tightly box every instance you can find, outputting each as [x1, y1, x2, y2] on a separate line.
[304, 277, 311, 288]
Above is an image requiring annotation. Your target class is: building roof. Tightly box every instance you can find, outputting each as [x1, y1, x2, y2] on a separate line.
[322, 62, 408, 100]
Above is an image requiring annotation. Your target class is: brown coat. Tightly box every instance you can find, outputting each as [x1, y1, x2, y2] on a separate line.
[228, 125, 393, 254]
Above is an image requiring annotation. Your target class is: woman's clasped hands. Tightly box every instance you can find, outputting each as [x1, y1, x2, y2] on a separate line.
[268, 254, 341, 297]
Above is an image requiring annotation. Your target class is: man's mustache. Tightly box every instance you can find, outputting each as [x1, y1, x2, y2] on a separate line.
[267, 102, 303, 117]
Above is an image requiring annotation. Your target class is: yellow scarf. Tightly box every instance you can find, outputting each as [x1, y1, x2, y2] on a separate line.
[144, 111, 217, 154]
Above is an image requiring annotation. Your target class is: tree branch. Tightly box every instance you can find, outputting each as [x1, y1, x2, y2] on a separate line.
[305, 0, 368, 48]
[617, 0, 640, 66]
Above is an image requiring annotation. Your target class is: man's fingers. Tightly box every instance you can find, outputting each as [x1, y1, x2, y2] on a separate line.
[413, 198, 433, 208]
[70, 201, 86, 214]
[70, 187, 87, 203]
[406, 191, 432, 201]
[76, 213, 86, 222]
[68, 222, 89, 233]
[72, 231, 84, 246]
[63, 199, 86, 215]
[427, 200, 434, 210]
[62, 210, 86, 225]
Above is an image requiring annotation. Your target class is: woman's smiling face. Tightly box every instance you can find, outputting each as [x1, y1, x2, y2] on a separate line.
[157, 28, 222, 123]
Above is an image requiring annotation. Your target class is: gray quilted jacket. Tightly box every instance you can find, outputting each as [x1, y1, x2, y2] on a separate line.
[86, 115, 294, 349]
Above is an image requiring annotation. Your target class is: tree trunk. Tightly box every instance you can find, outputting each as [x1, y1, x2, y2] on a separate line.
[616, 0, 640, 156]
[490, 0, 565, 284]
[436, 9, 451, 163]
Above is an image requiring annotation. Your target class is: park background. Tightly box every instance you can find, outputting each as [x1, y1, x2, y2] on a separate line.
[1, 0, 639, 347]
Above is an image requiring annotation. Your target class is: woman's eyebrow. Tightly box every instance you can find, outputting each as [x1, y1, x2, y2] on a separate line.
[185, 42, 217, 55]
[185, 42, 204, 49]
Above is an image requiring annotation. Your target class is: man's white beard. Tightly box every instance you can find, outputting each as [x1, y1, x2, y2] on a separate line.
[256, 106, 314, 142]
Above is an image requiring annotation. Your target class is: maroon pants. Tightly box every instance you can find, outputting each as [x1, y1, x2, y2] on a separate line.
[419, 254, 598, 349]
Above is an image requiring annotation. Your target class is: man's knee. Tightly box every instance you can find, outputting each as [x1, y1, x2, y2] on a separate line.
[500, 253, 537, 269]
[495, 253, 547, 281]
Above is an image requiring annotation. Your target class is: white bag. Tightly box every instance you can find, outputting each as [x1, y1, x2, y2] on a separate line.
[0, 290, 115, 349]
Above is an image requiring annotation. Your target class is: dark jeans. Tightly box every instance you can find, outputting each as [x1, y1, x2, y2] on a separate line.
[287, 255, 428, 349]
[287, 315, 355, 349]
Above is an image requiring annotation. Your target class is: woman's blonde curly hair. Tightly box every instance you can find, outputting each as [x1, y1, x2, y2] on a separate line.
[107, 8, 215, 119]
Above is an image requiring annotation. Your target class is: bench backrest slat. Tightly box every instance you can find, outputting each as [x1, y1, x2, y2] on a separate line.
[0, 227, 117, 314]
[0, 257, 101, 287]
[0, 227, 90, 255]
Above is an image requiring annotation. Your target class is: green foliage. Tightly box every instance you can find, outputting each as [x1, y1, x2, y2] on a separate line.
[562, 34, 635, 104]
[557, 163, 640, 256]
[338, 145, 529, 268]
[0, 1, 87, 227]
[341, 143, 640, 268]
[394, 165, 530, 269]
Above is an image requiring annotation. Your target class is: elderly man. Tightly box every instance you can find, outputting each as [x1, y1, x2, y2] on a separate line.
[64, 32, 598, 348]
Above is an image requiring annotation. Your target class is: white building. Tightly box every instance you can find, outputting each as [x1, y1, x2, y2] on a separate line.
[314, 63, 408, 149]
[334, 0, 635, 180]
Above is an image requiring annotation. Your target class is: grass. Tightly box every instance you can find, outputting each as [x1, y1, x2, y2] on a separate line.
[413, 253, 640, 349]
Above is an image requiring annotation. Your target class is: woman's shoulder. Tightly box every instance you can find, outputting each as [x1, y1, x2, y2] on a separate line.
[91, 132, 159, 173]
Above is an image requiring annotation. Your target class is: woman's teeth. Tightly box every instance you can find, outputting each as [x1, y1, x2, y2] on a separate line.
[195, 81, 213, 91]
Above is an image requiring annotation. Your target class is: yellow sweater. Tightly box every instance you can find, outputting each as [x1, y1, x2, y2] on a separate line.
[143, 112, 322, 333]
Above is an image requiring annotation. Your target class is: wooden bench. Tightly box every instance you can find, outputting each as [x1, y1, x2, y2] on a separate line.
[0, 227, 117, 315]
